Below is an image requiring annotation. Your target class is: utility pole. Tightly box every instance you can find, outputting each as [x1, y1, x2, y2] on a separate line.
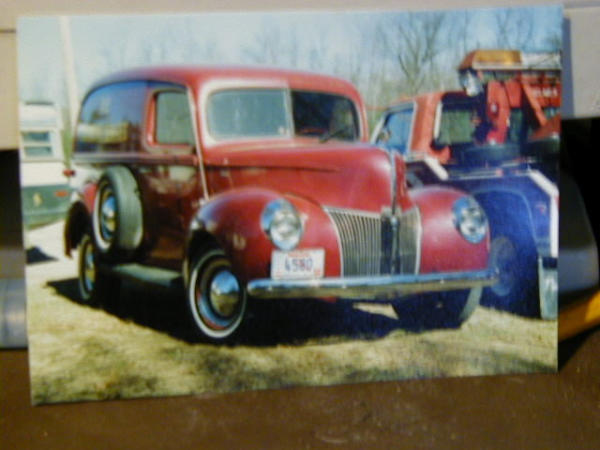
[59, 16, 79, 133]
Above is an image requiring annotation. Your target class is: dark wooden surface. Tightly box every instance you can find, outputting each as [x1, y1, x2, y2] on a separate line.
[1, 330, 599, 449]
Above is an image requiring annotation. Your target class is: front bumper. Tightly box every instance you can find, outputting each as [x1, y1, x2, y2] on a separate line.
[247, 269, 497, 300]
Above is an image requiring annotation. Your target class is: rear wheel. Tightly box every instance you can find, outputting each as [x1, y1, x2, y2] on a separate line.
[392, 288, 481, 330]
[475, 195, 540, 318]
[186, 248, 247, 342]
[78, 232, 119, 305]
[483, 234, 539, 317]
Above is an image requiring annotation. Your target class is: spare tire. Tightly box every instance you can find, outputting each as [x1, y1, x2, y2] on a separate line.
[92, 166, 143, 255]
[456, 143, 520, 166]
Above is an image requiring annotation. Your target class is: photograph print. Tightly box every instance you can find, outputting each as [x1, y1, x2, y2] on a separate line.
[18, 5, 561, 404]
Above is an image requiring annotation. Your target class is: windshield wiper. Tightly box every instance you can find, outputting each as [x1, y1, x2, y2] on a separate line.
[318, 125, 354, 143]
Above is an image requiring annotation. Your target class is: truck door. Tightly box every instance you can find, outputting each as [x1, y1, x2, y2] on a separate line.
[142, 83, 202, 268]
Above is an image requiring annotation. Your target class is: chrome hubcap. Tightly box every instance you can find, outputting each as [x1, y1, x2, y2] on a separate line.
[190, 251, 247, 338]
[208, 270, 241, 317]
[100, 192, 116, 242]
[490, 237, 517, 297]
[83, 241, 96, 292]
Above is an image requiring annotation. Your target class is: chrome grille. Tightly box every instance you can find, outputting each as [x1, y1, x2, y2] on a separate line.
[398, 207, 421, 274]
[325, 206, 421, 277]
[325, 208, 382, 276]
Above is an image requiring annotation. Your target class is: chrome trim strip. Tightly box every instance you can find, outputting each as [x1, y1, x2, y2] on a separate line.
[322, 208, 344, 276]
[388, 146, 397, 216]
[187, 88, 209, 202]
[247, 269, 497, 300]
[527, 171, 559, 258]
[323, 206, 380, 219]
[414, 208, 422, 274]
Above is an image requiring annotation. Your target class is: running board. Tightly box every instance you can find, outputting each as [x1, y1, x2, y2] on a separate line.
[101, 263, 183, 290]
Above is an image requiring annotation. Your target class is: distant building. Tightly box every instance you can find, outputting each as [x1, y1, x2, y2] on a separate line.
[19, 102, 71, 229]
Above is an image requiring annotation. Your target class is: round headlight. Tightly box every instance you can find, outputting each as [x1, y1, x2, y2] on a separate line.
[261, 199, 303, 250]
[453, 197, 488, 244]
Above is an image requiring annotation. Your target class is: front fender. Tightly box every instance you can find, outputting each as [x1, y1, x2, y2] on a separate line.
[186, 188, 341, 283]
[410, 186, 490, 273]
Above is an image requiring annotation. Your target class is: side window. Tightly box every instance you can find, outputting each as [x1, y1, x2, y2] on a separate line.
[155, 91, 194, 146]
[380, 105, 414, 154]
[76, 81, 146, 153]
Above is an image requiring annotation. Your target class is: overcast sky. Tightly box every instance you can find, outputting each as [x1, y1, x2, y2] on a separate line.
[18, 6, 562, 113]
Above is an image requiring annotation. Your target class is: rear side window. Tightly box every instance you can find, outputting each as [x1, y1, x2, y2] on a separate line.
[76, 81, 146, 153]
[155, 91, 194, 145]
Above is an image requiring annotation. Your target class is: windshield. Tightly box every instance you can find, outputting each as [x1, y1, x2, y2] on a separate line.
[437, 98, 479, 146]
[206, 88, 360, 141]
[207, 89, 291, 139]
[292, 91, 359, 141]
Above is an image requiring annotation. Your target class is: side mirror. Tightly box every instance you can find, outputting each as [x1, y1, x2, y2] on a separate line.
[376, 128, 390, 143]
[432, 132, 449, 149]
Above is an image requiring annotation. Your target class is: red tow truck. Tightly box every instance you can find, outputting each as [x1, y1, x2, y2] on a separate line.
[372, 49, 561, 319]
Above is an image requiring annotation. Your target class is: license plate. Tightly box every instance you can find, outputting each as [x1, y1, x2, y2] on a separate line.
[271, 249, 325, 280]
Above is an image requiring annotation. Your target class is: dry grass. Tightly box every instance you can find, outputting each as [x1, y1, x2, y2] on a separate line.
[26, 222, 557, 405]
[27, 281, 556, 404]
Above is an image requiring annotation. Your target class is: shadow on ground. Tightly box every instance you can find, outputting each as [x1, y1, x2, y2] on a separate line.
[26, 247, 58, 265]
[47, 277, 408, 346]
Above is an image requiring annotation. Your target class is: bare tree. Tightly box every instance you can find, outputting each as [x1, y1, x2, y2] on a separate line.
[493, 9, 534, 50]
[385, 12, 448, 95]
[452, 11, 475, 58]
[544, 31, 562, 53]
[243, 22, 291, 66]
[307, 33, 330, 71]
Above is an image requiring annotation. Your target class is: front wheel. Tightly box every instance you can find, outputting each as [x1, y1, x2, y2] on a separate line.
[392, 288, 481, 330]
[186, 248, 247, 342]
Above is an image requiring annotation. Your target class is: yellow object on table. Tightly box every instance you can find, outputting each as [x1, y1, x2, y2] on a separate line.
[559, 290, 600, 340]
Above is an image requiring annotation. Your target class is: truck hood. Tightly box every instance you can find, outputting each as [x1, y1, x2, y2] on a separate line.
[204, 142, 397, 212]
